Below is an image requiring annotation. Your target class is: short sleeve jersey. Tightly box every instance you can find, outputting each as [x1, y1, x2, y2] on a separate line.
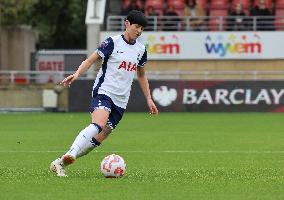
[93, 34, 147, 109]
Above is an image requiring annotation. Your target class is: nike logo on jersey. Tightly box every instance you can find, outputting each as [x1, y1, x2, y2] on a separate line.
[117, 51, 124, 53]
[118, 61, 137, 72]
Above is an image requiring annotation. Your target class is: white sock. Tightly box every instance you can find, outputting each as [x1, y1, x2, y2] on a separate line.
[64, 123, 101, 159]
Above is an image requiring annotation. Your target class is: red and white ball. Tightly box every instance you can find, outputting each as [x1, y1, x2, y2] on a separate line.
[100, 154, 126, 178]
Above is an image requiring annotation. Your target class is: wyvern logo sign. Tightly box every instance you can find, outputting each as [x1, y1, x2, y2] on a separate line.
[146, 35, 180, 55]
[204, 34, 262, 57]
[152, 86, 177, 106]
[183, 89, 284, 105]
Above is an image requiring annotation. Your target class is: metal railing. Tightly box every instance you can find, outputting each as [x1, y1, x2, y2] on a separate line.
[1, 70, 284, 85]
[107, 15, 284, 31]
[0, 71, 92, 85]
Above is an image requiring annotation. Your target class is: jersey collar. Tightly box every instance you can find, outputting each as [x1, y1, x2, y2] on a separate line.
[121, 34, 136, 45]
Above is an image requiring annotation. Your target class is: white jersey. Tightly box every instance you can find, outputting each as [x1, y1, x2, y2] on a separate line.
[93, 34, 147, 109]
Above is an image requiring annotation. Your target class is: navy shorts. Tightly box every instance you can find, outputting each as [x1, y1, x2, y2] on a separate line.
[90, 94, 125, 129]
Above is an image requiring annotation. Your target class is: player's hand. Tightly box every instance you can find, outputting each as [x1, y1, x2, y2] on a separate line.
[147, 97, 158, 115]
[61, 73, 79, 87]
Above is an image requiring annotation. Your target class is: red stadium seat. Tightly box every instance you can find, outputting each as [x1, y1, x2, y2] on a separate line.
[276, 0, 284, 9]
[275, 9, 284, 30]
[168, 0, 185, 9]
[208, 9, 228, 31]
[123, 0, 143, 9]
[145, 9, 164, 16]
[231, 0, 250, 15]
[232, 0, 251, 10]
[145, 0, 164, 16]
[122, 0, 130, 9]
[197, 0, 207, 9]
[210, 0, 228, 9]
[174, 9, 185, 16]
[167, 0, 185, 16]
[253, 0, 273, 10]
[145, 0, 164, 9]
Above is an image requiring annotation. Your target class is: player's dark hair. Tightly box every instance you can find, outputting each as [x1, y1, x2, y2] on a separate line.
[125, 10, 147, 27]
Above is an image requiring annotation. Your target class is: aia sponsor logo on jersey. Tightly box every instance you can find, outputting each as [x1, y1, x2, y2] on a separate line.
[118, 61, 137, 72]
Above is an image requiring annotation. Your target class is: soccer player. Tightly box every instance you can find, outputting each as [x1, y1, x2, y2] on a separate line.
[50, 10, 158, 177]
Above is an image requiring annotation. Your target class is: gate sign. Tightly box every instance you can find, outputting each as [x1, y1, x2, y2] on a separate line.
[35, 54, 64, 83]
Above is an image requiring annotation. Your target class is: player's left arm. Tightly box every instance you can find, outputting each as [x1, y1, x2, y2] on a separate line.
[137, 67, 158, 115]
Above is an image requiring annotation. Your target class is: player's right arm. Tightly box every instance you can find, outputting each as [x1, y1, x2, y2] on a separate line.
[61, 52, 100, 87]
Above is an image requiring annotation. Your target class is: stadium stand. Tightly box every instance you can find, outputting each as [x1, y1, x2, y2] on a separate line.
[208, 9, 228, 31]
[232, 0, 251, 10]
[168, 0, 186, 9]
[110, 0, 284, 31]
[210, 0, 229, 9]
[275, 0, 284, 8]
[145, 0, 164, 16]
[168, 0, 186, 16]
[197, 0, 207, 9]
[183, 0, 207, 30]
[228, 2, 250, 31]
[253, 0, 273, 10]
[275, 8, 284, 29]
[121, 0, 143, 15]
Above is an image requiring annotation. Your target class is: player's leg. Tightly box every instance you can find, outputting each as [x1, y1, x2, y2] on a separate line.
[93, 101, 125, 143]
[94, 123, 112, 142]
[50, 94, 111, 177]
[50, 109, 109, 177]
[65, 108, 109, 159]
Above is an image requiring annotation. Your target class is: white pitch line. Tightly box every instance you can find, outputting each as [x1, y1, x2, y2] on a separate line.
[0, 150, 284, 154]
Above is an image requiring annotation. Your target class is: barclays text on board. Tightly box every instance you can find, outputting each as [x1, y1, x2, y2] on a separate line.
[126, 81, 284, 112]
[70, 81, 284, 112]
[183, 89, 284, 105]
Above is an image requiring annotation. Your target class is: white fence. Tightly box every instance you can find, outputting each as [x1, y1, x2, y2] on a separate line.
[0, 71, 90, 84]
[1, 70, 284, 84]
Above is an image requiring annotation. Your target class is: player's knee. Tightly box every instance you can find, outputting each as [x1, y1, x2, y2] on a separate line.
[92, 123, 103, 133]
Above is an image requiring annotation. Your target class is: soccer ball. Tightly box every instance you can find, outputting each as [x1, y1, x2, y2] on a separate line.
[100, 154, 126, 178]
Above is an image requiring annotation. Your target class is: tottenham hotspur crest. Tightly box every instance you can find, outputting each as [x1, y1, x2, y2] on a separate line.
[100, 39, 109, 49]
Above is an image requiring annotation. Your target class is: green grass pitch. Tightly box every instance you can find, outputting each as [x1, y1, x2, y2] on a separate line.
[0, 112, 284, 200]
